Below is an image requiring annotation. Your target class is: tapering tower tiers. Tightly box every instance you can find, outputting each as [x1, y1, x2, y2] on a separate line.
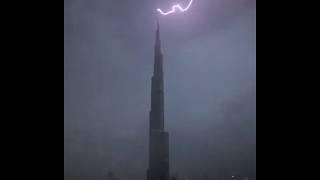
[151, 21, 164, 130]
[147, 22, 169, 180]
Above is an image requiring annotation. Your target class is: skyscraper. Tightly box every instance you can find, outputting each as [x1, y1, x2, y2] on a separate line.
[147, 22, 170, 180]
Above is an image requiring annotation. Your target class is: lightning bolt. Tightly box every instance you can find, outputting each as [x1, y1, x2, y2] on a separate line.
[157, 0, 194, 15]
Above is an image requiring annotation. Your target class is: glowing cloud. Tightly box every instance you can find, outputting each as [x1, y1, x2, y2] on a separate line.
[157, 0, 194, 15]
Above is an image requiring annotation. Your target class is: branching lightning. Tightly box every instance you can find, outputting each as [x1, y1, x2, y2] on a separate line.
[157, 0, 194, 15]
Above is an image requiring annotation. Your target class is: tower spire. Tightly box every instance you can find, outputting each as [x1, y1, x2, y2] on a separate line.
[155, 19, 161, 54]
[156, 19, 160, 41]
[154, 20, 163, 77]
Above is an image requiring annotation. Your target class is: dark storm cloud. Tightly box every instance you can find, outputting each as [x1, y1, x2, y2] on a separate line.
[64, 0, 256, 179]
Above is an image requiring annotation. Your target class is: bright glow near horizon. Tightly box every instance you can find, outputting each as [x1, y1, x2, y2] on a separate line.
[157, 0, 194, 15]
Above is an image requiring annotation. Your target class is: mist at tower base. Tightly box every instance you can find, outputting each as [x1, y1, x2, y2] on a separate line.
[64, 0, 256, 180]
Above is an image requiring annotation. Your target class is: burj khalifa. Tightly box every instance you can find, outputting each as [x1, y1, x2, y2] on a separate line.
[146, 22, 170, 180]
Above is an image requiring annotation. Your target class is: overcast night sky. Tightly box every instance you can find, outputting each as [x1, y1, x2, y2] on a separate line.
[64, 0, 256, 179]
